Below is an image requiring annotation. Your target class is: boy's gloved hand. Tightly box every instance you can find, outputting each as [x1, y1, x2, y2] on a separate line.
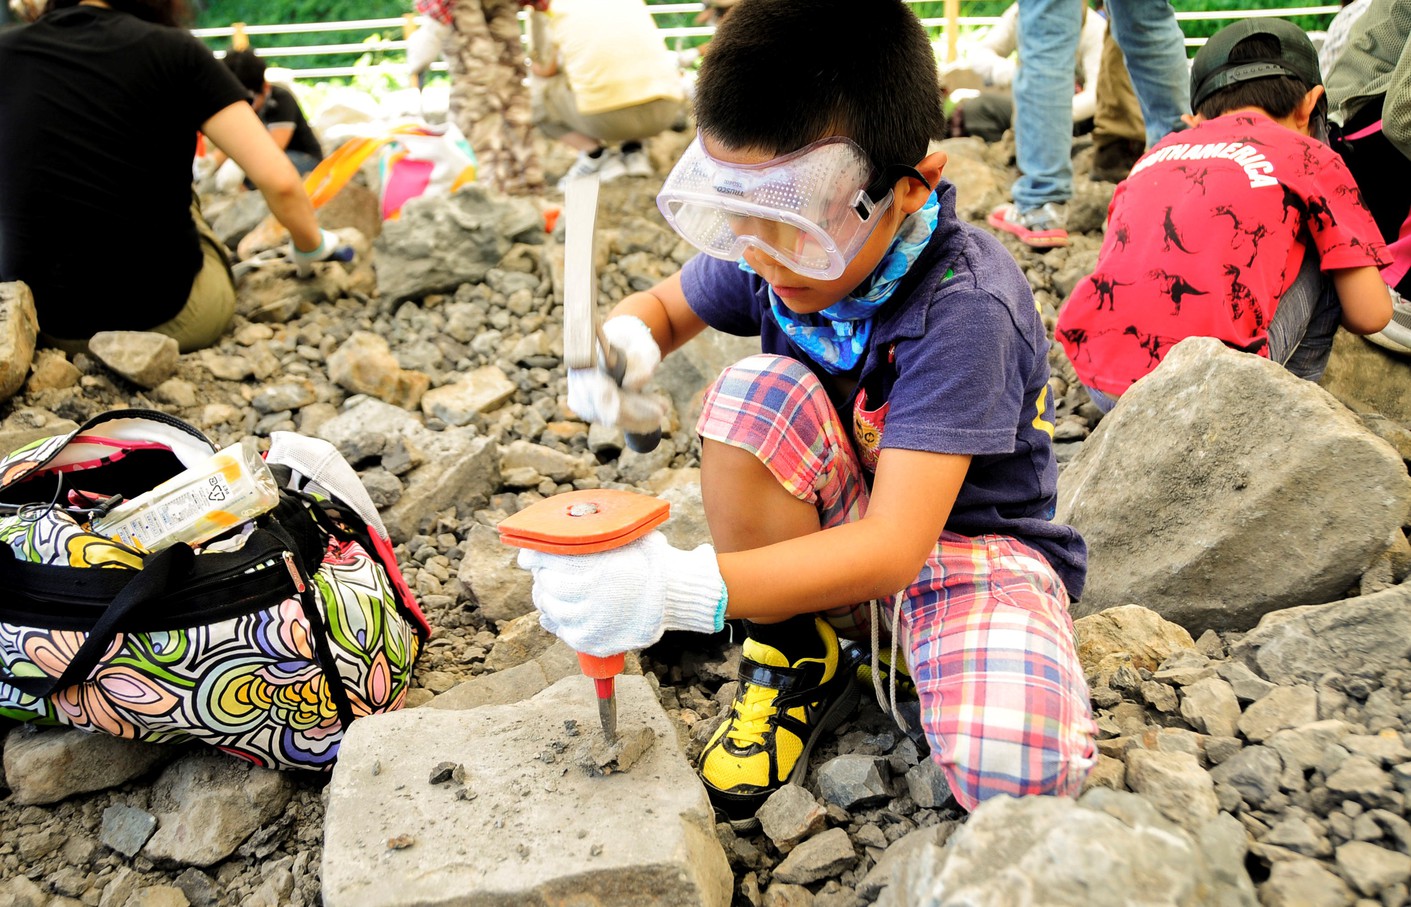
[517, 532, 726, 658]
[288, 228, 353, 278]
[566, 315, 664, 432]
[601, 315, 660, 389]
[567, 370, 663, 433]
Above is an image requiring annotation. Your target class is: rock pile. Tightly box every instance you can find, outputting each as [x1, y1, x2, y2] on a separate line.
[2, 131, 1411, 907]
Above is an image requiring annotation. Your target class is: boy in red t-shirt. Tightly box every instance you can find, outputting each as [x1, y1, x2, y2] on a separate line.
[1056, 18, 1393, 410]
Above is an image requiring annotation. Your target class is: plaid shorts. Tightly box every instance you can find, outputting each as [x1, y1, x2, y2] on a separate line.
[697, 354, 1096, 809]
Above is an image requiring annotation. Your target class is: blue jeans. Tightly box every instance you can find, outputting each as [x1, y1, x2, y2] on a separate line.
[1013, 0, 1189, 211]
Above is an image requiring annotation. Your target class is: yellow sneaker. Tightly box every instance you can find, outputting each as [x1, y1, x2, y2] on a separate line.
[698, 617, 860, 826]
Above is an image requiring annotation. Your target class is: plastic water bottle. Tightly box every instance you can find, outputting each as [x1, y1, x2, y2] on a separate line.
[91, 442, 280, 552]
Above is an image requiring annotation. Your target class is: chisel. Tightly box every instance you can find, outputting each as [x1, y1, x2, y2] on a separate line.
[498, 488, 670, 743]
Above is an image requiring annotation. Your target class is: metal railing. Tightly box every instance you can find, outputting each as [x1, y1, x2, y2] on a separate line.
[189, 2, 1343, 82]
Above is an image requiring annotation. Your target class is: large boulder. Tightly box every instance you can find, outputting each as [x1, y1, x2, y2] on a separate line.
[374, 186, 543, 303]
[1057, 337, 1411, 634]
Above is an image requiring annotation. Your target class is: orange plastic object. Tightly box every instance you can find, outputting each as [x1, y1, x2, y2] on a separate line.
[497, 488, 669, 554]
[578, 651, 625, 679]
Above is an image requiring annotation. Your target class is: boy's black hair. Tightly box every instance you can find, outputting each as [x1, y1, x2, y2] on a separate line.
[693, 0, 945, 171]
[222, 48, 267, 96]
[1195, 34, 1318, 121]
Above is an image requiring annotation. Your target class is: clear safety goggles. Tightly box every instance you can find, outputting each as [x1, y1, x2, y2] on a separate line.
[656, 136, 928, 280]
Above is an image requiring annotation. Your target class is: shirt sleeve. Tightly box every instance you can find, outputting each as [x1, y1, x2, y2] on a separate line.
[680, 254, 766, 336]
[882, 288, 1030, 456]
[1301, 145, 1393, 270]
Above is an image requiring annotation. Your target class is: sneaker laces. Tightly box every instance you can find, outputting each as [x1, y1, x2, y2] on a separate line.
[724, 684, 779, 748]
[867, 592, 910, 733]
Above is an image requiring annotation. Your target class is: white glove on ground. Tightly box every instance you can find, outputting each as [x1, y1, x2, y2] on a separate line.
[288, 228, 349, 278]
[517, 531, 726, 657]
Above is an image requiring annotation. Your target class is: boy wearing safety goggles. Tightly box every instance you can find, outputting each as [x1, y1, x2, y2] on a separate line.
[519, 0, 1096, 825]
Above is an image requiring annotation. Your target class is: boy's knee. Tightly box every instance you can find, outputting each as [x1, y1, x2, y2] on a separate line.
[715, 353, 815, 387]
[936, 740, 1095, 812]
[936, 739, 1100, 812]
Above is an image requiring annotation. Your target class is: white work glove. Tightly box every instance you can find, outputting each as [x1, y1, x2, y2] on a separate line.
[517, 531, 726, 657]
[192, 155, 217, 183]
[288, 228, 351, 278]
[566, 315, 663, 432]
[214, 158, 246, 193]
[407, 19, 448, 78]
[602, 314, 660, 389]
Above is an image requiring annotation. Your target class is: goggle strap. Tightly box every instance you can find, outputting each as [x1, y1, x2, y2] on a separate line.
[856, 164, 933, 218]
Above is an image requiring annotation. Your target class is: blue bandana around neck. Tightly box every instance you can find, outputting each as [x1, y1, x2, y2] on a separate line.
[740, 191, 941, 373]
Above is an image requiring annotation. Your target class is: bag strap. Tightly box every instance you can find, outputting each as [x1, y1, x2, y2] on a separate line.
[0, 544, 194, 698]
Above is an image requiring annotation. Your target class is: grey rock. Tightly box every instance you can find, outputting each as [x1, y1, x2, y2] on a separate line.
[757, 784, 827, 851]
[0, 281, 39, 402]
[3, 726, 170, 805]
[322, 676, 731, 907]
[458, 522, 533, 623]
[374, 187, 543, 303]
[1210, 745, 1283, 808]
[1215, 661, 1277, 704]
[89, 331, 180, 389]
[1057, 337, 1411, 634]
[1239, 685, 1318, 743]
[1259, 858, 1355, 907]
[328, 331, 429, 410]
[815, 755, 892, 811]
[903, 759, 953, 809]
[1232, 585, 1411, 687]
[771, 828, 856, 886]
[879, 790, 1255, 906]
[1320, 326, 1411, 425]
[142, 755, 294, 867]
[1125, 749, 1219, 834]
[1181, 677, 1242, 738]
[101, 804, 158, 857]
[1335, 840, 1411, 897]
[420, 366, 517, 426]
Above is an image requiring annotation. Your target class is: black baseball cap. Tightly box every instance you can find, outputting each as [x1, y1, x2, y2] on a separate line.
[1189, 18, 1323, 111]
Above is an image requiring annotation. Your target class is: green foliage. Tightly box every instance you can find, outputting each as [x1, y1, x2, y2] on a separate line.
[190, 0, 1341, 79]
[194, 0, 410, 71]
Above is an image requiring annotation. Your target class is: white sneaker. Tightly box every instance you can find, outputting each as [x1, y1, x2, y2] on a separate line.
[1366, 287, 1411, 357]
[557, 150, 606, 190]
[597, 149, 627, 183]
[622, 148, 652, 178]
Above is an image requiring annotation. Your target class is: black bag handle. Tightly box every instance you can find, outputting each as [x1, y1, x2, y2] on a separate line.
[0, 544, 195, 699]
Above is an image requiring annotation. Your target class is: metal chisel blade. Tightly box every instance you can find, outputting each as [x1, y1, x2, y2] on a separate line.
[598, 686, 618, 744]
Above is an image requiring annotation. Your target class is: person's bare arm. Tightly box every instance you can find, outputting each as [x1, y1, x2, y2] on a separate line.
[609, 271, 709, 356]
[201, 101, 321, 252]
[265, 122, 296, 151]
[718, 448, 970, 620]
[1332, 265, 1394, 334]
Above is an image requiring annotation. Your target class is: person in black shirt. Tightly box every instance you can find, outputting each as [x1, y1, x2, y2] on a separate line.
[0, 0, 347, 351]
[222, 48, 324, 175]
